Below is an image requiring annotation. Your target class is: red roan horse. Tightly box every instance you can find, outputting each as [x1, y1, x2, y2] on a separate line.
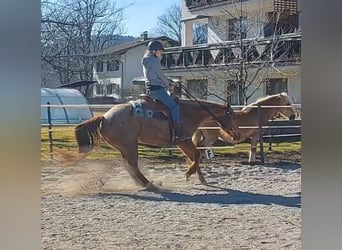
[192, 93, 296, 163]
[62, 96, 240, 189]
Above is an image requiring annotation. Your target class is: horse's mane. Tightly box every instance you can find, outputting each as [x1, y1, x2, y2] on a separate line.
[241, 92, 289, 112]
[179, 98, 227, 108]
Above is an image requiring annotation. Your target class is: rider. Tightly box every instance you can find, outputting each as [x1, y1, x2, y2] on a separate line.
[142, 40, 186, 141]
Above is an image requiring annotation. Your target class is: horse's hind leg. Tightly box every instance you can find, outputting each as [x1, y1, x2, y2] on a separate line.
[99, 119, 151, 188]
[177, 140, 206, 184]
[119, 145, 151, 188]
[102, 138, 150, 187]
[248, 136, 258, 164]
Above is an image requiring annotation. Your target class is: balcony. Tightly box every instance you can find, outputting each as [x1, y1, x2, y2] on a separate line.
[186, 0, 298, 13]
[274, 0, 298, 14]
[186, 0, 247, 9]
[161, 33, 301, 70]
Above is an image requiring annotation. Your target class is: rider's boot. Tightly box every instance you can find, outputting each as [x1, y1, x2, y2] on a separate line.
[174, 122, 189, 141]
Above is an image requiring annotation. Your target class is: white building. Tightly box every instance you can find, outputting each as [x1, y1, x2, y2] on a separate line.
[91, 35, 179, 100]
[162, 0, 301, 105]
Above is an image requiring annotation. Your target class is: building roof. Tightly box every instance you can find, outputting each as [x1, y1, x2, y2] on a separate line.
[91, 36, 179, 57]
[56, 80, 97, 88]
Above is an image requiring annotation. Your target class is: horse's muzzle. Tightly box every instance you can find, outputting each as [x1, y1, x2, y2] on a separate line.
[231, 129, 241, 141]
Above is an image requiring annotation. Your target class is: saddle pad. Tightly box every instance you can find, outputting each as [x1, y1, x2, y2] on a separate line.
[129, 100, 168, 120]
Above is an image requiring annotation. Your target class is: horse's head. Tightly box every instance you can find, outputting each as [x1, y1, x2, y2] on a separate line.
[216, 106, 240, 141]
[242, 92, 297, 121]
[273, 93, 296, 120]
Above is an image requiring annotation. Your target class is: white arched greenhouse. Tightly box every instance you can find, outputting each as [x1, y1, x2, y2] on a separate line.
[41, 88, 93, 125]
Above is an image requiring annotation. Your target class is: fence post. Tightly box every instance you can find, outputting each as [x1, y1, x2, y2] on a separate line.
[47, 102, 54, 159]
[257, 104, 265, 164]
[202, 50, 205, 66]
[268, 119, 273, 151]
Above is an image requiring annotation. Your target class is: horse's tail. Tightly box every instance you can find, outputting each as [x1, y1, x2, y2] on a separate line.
[75, 116, 104, 154]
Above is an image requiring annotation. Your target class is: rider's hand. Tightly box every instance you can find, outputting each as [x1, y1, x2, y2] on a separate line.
[168, 79, 175, 86]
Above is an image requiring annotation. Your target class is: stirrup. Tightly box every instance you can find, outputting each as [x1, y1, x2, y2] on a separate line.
[174, 134, 190, 142]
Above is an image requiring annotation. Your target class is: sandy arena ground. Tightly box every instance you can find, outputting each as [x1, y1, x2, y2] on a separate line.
[41, 151, 301, 250]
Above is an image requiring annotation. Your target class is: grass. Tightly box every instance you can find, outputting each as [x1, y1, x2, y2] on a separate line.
[41, 126, 301, 162]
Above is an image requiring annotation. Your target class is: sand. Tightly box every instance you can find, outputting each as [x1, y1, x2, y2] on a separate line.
[41, 152, 301, 249]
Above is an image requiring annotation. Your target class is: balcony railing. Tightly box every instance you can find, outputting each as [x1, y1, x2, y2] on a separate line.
[274, 0, 298, 14]
[161, 33, 301, 69]
[186, 0, 248, 9]
[186, 0, 298, 13]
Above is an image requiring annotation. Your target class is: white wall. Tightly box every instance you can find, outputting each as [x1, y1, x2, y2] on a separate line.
[187, 0, 274, 17]
[93, 59, 122, 85]
[181, 21, 194, 46]
[165, 0, 301, 105]
[181, 0, 192, 19]
[123, 45, 147, 89]
[207, 17, 227, 44]
[183, 0, 274, 44]
[92, 44, 148, 94]
[165, 64, 301, 105]
[287, 72, 302, 104]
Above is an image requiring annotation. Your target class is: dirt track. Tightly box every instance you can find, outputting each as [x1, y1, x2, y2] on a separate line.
[41, 152, 301, 249]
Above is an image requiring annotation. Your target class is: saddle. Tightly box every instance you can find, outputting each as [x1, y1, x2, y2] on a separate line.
[139, 94, 171, 118]
[129, 94, 181, 143]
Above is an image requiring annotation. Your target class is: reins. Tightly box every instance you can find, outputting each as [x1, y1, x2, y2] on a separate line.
[178, 83, 231, 124]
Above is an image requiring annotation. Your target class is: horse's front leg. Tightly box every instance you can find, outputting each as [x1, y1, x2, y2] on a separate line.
[177, 139, 207, 184]
[249, 136, 258, 164]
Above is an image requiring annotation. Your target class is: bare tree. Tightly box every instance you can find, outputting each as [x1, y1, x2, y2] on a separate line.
[153, 3, 182, 42]
[41, 0, 128, 86]
[193, 23, 208, 44]
[153, 2, 207, 44]
[199, 1, 300, 105]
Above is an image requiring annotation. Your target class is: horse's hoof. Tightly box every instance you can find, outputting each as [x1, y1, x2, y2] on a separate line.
[185, 172, 191, 181]
[151, 181, 162, 187]
[200, 179, 208, 185]
[144, 182, 160, 192]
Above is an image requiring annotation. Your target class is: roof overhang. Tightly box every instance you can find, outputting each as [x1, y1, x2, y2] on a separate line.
[180, 15, 210, 22]
[132, 76, 182, 85]
[56, 80, 97, 88]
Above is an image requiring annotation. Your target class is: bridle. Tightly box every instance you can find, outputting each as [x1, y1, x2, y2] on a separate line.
[178, 83, 234, 127]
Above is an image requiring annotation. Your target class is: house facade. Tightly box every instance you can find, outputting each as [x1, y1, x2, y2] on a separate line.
[161, 0, 301, 105]
[91, 35, 179, 100]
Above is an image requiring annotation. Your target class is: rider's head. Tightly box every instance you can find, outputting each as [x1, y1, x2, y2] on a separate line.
[146, 40, 164, 57]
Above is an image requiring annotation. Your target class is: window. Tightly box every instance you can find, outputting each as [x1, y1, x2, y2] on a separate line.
[228, 18, 247, 41]
[95, 84, 104, 96]
[264, 11, 299, 37]
[186, 79, 208, 100]
[106, 84, 119, 95]
[226, 81, 238, 105]
[96, 61, 103, 72]
[107, 60, 120, 71]
[266, 78, 288, 95]
[193, 23, 208, 45]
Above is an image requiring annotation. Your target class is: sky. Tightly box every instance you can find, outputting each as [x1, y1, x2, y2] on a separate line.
[115, 0, 181, 37]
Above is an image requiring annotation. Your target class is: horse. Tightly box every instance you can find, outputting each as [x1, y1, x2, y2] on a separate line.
[192, 93, 296, 163]
[60, 96, 240, 189]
